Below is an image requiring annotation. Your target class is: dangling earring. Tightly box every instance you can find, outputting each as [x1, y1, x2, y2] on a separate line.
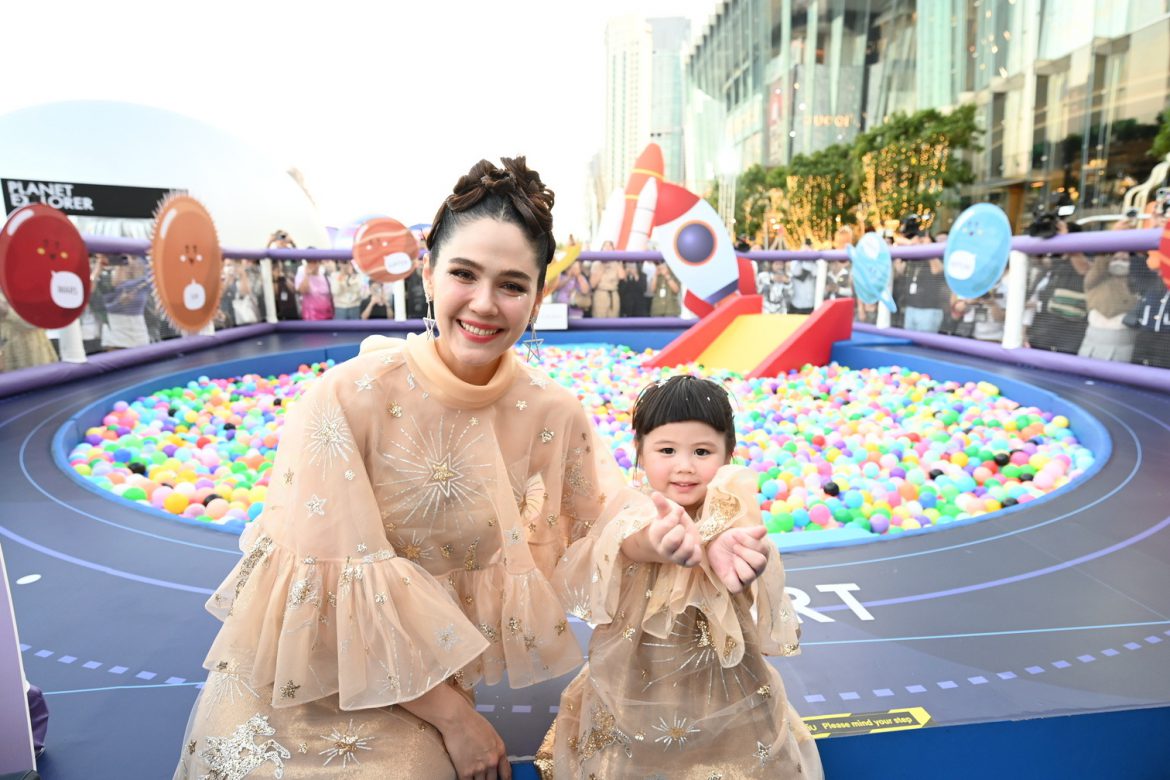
[522, 317, 543, 362]
[423, 292, 437, 341]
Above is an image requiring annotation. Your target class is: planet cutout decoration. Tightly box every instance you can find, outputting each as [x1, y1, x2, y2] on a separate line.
[149, 194, 223, 333]
[351, 217, 418, 283]
[944, 203, 1012, 299]
[847, 232, 897, 312]
[0, 204, 90, 329]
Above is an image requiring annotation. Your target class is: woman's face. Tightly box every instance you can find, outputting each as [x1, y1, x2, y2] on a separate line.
[424, 218, 541, 385]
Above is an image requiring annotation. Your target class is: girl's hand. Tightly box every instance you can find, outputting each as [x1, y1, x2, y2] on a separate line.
[707, 525, 770, 593]
[440, 709, 511, 780]
[646, 492, 703, 567]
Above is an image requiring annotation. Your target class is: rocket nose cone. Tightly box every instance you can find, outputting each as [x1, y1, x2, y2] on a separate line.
[635, 143, 665, 175]
[653, 182, 700, 226]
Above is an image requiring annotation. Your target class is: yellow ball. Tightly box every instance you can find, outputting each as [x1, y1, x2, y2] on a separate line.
[163, 492, 189, 514]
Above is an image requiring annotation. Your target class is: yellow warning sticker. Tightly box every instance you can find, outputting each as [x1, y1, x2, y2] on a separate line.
[803, 707, 932, 739]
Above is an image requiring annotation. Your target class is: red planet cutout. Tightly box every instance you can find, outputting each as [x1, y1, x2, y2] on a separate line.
[351, 217, 418, 283]
[0, 204, 90, 329]
[149, 194, 223, 333]
[1155, 218, 1170, 291]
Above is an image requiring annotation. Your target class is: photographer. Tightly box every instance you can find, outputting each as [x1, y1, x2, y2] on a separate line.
[951, 278, 1008, 342]
[1078, 218, 1140, 362]
[895, 219, 947, 332]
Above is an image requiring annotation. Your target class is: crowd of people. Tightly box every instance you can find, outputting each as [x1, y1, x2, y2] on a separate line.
[2, 212, 1168, 373]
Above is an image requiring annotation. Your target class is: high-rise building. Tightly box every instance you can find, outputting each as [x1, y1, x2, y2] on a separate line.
[602, 16, 691, 203]
[603, 16, 653, 201]
[684, 0, 1170, 223]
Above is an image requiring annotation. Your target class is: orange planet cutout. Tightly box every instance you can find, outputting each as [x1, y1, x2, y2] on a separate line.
[351, 217, 419, 283]
[149, 194, 223, 333]
[1156, 219, 1170, 290]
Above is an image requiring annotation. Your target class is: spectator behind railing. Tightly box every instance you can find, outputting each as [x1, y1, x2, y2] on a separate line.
[1078, 218, 1142, 362]
[329, 260, 363, 320]
[101, 255, 152, 349]
[0, 288, 58, 371]
[294, 258, 334, 321]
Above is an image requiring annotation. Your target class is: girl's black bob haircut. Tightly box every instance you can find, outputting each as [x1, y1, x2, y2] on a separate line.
[631, 375, 736, 457]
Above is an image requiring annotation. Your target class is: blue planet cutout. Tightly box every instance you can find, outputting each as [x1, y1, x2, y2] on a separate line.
[847, 232, 897, 312]
[944, 203, 1012, 299]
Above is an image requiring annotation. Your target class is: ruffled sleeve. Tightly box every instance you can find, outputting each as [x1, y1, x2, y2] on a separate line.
[549, 406, 657, 627]
[201, 344, 489, 710]
[639, 465, 802, 664]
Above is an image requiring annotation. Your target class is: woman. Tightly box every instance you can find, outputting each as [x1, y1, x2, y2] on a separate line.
[174, 157, 629, 780]
[589, 241, 622, 318]
[618, 261, 648, 317]
[649, 263, 681, 317]
[550, 261, 590, 318]
[330, 261, 364, 320]
[295, 260, 335, 321]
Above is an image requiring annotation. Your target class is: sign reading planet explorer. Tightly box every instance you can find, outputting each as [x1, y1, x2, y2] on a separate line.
[943, 203, 1012, 299]
[0, 203, 90, 328]
[351, 217, 418, 283]
[149, 194, 223, 333]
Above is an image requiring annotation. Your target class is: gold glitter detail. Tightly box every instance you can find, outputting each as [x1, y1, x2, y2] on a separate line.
[723, 636, 738, 661]
[523, 633, 538, 651]
[464, 594, 474, 606]
[623, 626, 636, 641]
[374, 593, 386, 605]
[440, 543, 453, 559]
[634, 731, 645, 742]
[698, 494, 741, 541]
[781, 642, 800, 656]
[319, 719, 375, 768]
[282, 468, 294, 485]
[755, 740, 771, 766]
[540, 428, 554, 443]
[578, 703, 632, 760]
[402, 543, 422, 561]
[464, 538, 480, 571]
[298, 743, 308, 754]
[187, 740, 197, 754]
[757, 684, 773, 699]
[508, 617, 522, 635]
[479, 623, 499, 642]
[401, 576, 411, 586]
[695, 612, 713, 648]
[216, 660, 229, 671]
[469, 417, 479, 425]
[555, 619, 567, 635]
[653, 715, 700, 749]
[388, 402, 403, 418]
[279, 680, 300, 699]
[546, 514, 558, 527]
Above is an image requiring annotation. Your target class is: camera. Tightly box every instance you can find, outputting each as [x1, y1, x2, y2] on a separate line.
[1026, 194, 1076, 238]
[1124, 207, 1139, 220]
[898, 214, 922, 239]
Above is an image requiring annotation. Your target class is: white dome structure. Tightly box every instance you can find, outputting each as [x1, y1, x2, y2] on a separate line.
[0, 100, 328, 248]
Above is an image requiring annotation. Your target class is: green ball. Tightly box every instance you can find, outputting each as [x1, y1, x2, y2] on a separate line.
[122, 487, 147, 501]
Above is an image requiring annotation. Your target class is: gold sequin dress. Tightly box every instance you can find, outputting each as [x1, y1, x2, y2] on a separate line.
[540, 466, 824, 779]
[174, 333, 627, 779]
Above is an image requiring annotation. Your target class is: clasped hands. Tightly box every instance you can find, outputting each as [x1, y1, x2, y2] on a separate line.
[638, 492, 771, 594]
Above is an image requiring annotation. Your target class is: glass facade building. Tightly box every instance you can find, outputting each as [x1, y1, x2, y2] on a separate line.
[685, 0, 1170, 224]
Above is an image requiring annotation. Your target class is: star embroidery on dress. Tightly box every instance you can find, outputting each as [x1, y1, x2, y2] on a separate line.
[406, 373, 416, 390]
[469, 417, 479, 425]
[388, 401, 403, 418]
[540, 429, 555, 444]
[306, 403, 355, 470]
[426, 456, 461, 497]
[305, 495, 327, 516]
[319, 719, 375, 768]
[515, 399, 528, 411]
[530, 375, 548, 389]
[755, 740, 771, 766]
[653, 716, 700, 749]
[380, 353, 395, 365]
[356, 543, 367, 553]
[282, 468, 294, 485]
[280, 680, 301, 699]
[354, 373, 374, 392]
[344, 469, 355, 481]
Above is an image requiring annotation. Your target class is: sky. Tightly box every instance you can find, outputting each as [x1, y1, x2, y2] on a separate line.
[2, 0, 717, 243]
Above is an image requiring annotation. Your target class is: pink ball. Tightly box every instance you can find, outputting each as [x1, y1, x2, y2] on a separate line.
[205, 499, 230, 519]
[809, 504, 832, 526]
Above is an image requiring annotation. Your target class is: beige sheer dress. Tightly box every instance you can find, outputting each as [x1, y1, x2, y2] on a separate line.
[174, 333, 627, 779]
[540, 466, 824, 779]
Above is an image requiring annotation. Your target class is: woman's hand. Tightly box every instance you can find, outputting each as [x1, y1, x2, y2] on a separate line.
[706, 525, 770, 593]
[440, 708, 511, 780]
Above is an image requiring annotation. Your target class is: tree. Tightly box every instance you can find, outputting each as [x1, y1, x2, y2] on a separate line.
[850, 104, 981, 232]
[735, 164, 770, 239]
[773, 144, 857, 247]
[1152, 108, 1170, 160]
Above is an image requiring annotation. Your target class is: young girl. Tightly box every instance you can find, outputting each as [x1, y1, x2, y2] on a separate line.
[542, 375, 822, 779]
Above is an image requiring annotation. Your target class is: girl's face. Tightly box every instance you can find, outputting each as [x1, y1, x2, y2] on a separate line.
[640, 421, 730, 516]
[424, 218, 541, 385]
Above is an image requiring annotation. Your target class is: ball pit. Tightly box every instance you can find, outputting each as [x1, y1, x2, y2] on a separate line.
[68, 346, 1094, 545]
